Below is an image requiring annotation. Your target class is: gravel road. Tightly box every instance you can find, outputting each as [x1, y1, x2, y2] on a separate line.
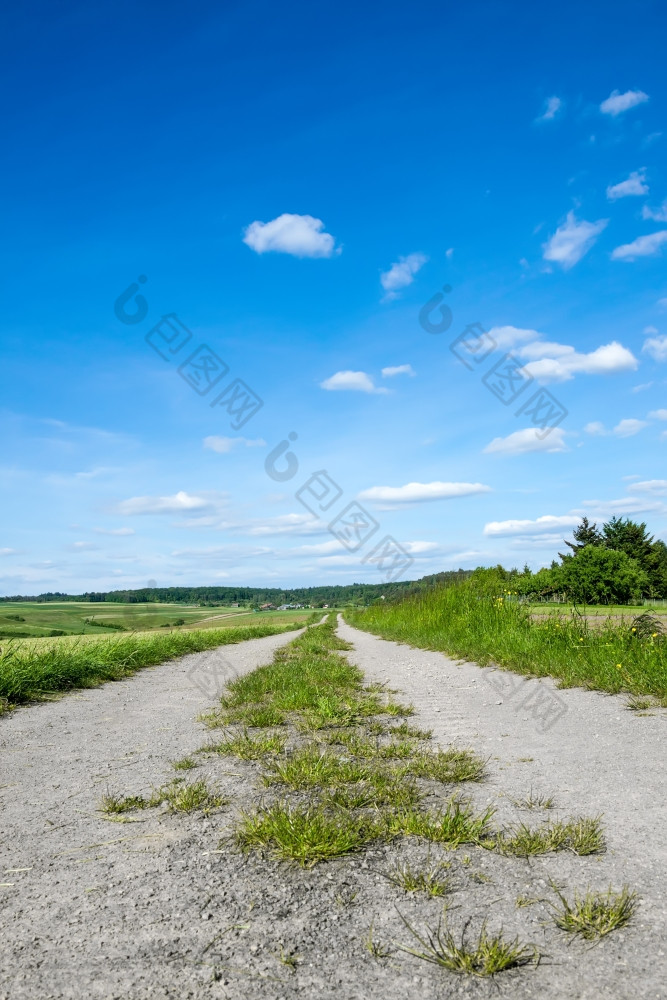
[1, 620, 665, 1000]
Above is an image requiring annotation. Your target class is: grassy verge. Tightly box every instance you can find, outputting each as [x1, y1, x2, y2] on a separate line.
[345, 582, 667, 702]
[0, 621, 301, 712]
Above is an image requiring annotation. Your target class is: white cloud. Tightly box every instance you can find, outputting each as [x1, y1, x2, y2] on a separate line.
[483, 427, 568, 455]
[584, 421, 606, 435]
[67, 541, 99, 551]
[484, 514, 579, 537]
[613, 418, 648, 437]
[633, 480, 667, 496]
[600, 89, 649, 116]
[642, 201, 667, 222]
[649, 409, 667, 420]
[93, 527, 136, 536]
[542, 212, 608, 270]
[320, 370, 388, 394]
[519, 341, 638, 383]
[642, 334, 667, 361]
[381, 364, 416, 378]
[487, 326, 541, 350]
[358, 481, 491, 507]
[644, 325, 659, 335]
[203, 436, 266, 454]
[380, 253, 428, 300]
[242, 213, 339, 258]
[445, 247, 454, 259]
[612, 231, 667, 261]
[536, 96, 562, 122]
[115, 491, 216, 515]
[0, 548, 18, 556]
[606, 169, 648, 201]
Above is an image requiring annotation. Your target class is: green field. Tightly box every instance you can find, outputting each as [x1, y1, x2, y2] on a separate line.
[0, 602, 312, 639]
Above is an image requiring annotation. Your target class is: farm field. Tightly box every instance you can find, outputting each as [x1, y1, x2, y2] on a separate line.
[0, 601, 312, 639]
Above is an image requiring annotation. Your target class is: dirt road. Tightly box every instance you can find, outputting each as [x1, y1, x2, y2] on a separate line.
[1, 620, 665, 999]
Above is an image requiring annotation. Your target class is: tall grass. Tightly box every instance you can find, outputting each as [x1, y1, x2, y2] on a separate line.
[0, 622, 300, 710]
[346, 580, 667, 700]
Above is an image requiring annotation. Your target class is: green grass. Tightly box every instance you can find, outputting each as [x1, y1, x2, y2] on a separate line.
[385, 861, 454, 897]
[101, 779, 227, 815]
[346, 580, 667, 700]
[235, 800, 378, 866]
[550, 885, 638, 940]
[383, 798, 495, 847]
[494, 817, 605, 857]
[205, 729, 287, 759]
[0, 621, 300, 711]
[0, 600, 312, 639]
[396, 914, 538, 977]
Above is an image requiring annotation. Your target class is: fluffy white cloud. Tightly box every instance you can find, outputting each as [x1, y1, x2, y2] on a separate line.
[642, 333, 667, 361]
[606, 169, 648, 201]
[614, 418, 648, 437]
[358, 481, 491, 507]
[612, 231, 667, 261]
[584, 421, 606, 435]
[633, 480, 667, 496]
[484, 514, 579, 537]
[115, 491, 215, 515]
[487, 326, 541, 350]
[642, 201, 667, 222]
[380, 253, 428, 299]
[483, 427, 567, 455]
[600, 89, 649, 116]
[243, 213, 339, 258]
[536, 96, 562, 122]
[542, 212, 608, 270]
[519, 341, 638, 383]
[381, 364, 416, 378]
[203, 436, 266, 454]
[649, 409, 667, 420]
[320, 370, 388, 394]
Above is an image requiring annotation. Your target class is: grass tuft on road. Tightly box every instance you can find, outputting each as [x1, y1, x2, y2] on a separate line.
[396, 914, 538, 977]
[550, 885, 638, 940]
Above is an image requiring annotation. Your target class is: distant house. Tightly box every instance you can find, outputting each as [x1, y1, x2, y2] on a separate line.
[230, 602, 240, 607]
[259, 603, 276, 611]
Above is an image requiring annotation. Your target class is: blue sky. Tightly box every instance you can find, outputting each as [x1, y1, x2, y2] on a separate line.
[2, 0, 667, 594]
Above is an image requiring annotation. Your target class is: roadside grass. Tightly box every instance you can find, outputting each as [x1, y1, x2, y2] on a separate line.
[383, 799, 495, 847]
[550, 885, 638, 940]
[204, 729, 287, 760]
[235, 800, 379, 866]
[346, 581, 667, 701]
[0, 621, 301, 712]
[495, 818, 605, 857]
[101, 778, 227, 816]
[512, 790, 555, 810]
[172, 756, 198, 771]
[396, 914, 538, 977]
[385, 861, 454, 897]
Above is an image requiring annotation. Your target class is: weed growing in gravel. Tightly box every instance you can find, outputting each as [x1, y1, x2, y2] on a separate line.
[262, 747, 371, 789]
[385, 861, 454, 897]
[100, 791, 148, 814]
[550, 885, 638, 940]
[388, 721, 433, 740]
[406, 748, 486, 784]
[384, 798, 495, 847]
[235, 801, 379, 866]
[172, 757, 197, 771]
[512, 790, 555, 810]
[364, 924, 394, 959]
[322, 772, 423, 810]
[202, 703, 287, 728]
[206, 729, 287, 759]
[154, 779, 228, 814]
[396, 914, 539, 977]
[495, 817, 605, 857]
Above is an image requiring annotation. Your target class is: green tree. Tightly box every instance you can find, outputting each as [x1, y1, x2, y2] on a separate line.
[558, 546, 648, 605]
[559, 516, 602, 559]
[602, 516, 654, 566]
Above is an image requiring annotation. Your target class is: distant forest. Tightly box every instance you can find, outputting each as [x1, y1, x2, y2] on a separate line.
[0, 570, 473, 607]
